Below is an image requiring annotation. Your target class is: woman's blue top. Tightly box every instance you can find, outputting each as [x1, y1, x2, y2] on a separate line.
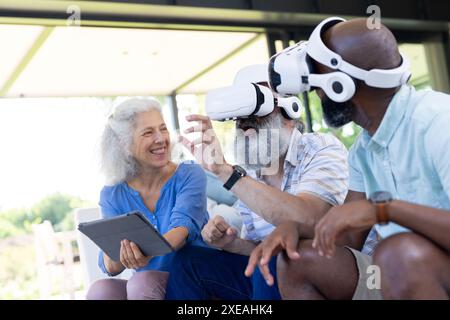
[97, 161, 208, 274]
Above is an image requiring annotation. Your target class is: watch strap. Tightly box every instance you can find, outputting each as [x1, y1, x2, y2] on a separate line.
[223, 166, 246, 190]
[375, 202, 389, 225]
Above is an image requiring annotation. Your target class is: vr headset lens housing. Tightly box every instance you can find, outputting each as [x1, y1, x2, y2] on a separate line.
[205, 63, 303, 121]
[205, 82, 303, 121]
[205, 83, 275, 121]
[268, 41, 311, 95]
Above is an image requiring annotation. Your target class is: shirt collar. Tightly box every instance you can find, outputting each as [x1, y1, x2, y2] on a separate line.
[284, 128, 302, 166]
[365, 85, 412, 149]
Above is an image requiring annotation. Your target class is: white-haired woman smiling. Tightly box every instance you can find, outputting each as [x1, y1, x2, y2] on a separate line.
[86, 98, 208, 300]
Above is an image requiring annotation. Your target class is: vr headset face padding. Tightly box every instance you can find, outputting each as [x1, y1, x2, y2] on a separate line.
[205, 83, 275, 121]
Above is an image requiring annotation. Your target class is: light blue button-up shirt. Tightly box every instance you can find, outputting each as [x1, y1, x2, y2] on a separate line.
[349, 85, 450, 242]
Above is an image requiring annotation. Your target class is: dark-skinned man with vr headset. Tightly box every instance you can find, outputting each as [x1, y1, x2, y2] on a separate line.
[246, 17, 450, 300]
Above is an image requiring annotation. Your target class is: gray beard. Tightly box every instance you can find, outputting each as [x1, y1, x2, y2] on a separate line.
[234, 117, 291, 173]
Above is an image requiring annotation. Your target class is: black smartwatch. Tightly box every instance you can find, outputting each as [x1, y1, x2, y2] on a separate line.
[223, 165, 247, 191]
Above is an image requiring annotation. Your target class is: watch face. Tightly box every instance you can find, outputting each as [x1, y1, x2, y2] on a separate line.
[370, 191, 393, 203]
[233, 165, 247, 177]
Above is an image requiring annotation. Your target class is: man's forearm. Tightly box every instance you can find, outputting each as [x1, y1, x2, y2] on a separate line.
[215, 164, 326, 229]
[222, 237, 258, 256]
[388, 200, 450, 251]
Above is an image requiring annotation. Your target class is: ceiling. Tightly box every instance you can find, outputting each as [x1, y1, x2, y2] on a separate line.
[0, 24, 269, 97]
[0, 22, 435, 98]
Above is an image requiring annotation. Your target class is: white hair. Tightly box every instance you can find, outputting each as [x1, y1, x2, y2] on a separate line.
[100, 98, 163, 186]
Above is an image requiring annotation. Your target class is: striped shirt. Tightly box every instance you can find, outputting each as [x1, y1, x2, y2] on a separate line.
[361, 228, 379, 256]
[235, 129, 349, 242]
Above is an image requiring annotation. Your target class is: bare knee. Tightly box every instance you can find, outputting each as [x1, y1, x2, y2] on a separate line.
[86, 278, 127, 300]
[374, 233, 438, 272]
[373, 233, 442, 298]
[126, 271, 169, 300]
[276, 240, 323, 299]
[277, 240, 360, 300]
[277, 240, 321, 273]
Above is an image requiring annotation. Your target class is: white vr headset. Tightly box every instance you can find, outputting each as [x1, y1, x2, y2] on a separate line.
[206, 64, 302, 121]
[269, 17, 412, 102]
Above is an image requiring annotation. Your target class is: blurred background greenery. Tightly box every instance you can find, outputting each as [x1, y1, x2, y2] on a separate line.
[0, 194, 92, 299]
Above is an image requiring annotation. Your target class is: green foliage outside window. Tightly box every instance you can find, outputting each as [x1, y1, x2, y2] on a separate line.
[0, 193, 91, 239]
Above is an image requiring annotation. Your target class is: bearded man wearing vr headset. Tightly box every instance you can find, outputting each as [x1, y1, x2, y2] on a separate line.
[169, 63, 349, 299]
[246, 17, 450, 300]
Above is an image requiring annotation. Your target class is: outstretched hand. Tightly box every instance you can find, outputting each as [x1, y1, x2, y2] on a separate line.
[245, 222, 301, 286]
[312, 200, 377, 258]
[178, 114, 227, 175]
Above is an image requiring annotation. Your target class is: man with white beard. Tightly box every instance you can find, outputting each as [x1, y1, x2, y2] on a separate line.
[171, 67, 349, 300]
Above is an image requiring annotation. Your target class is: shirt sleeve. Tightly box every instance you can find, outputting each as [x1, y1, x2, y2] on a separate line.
[168, 163, 208, 243]
[425, 111, 450, 198]
[98, 187, 120, 218]
[296, 137, 349, 206]
[97, 186, 120, 275]
[348, 144, 366, 193]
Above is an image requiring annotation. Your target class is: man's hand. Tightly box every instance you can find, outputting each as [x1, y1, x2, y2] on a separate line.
[178, 114, 228, 175]
[245, 222, 301, 286]
[120, 239, 152, 269]
[201, 215, 238, 249]
[313, 199, 377, 259]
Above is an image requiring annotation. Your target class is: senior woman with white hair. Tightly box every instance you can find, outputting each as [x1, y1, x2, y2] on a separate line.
[86, 98, 208, 300]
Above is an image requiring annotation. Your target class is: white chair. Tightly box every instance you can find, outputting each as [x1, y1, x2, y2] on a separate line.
[74, 207, 134, 293]
[31, 221, 77, 299]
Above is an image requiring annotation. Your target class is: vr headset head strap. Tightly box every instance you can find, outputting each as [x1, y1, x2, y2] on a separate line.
[306, 16, 411, 89]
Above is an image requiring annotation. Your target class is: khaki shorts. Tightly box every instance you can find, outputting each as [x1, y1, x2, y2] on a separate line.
[346, 247, 383, 300]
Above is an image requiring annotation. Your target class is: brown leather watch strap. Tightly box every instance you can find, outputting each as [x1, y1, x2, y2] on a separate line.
[375, 202, 389, 225]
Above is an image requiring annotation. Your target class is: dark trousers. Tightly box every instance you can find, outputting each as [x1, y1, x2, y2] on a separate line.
[165, 245, 281, 300]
